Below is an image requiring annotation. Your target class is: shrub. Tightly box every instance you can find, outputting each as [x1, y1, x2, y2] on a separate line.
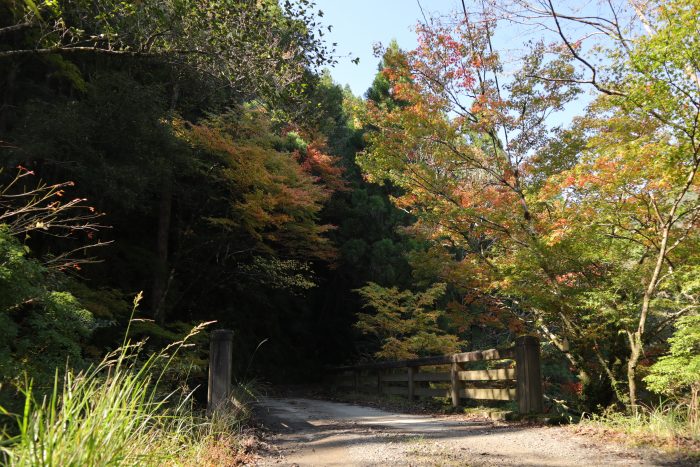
[644, 315, 700, 431]
[0, 228, 96, 397]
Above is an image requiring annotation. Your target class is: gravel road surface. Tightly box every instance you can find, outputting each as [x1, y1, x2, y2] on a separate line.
[255, 397, 674, 466]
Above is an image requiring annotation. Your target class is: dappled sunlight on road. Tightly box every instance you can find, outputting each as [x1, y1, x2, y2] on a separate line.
[256, 398, 665, 466]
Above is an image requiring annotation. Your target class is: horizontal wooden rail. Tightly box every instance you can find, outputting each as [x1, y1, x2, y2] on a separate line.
[330, 336, 543, 414]
[334, 347, 514, 371]
[377, 368, 515, 383]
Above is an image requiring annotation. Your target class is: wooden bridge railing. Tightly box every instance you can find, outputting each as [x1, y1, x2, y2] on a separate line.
[332, 335, 543, 414]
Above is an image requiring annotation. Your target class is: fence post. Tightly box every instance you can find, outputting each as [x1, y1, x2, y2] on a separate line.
[450, 358, 461, 408]
[207, 329, 234, 416]
[515, 335, 543, 414]
[408, 366, 416, 401]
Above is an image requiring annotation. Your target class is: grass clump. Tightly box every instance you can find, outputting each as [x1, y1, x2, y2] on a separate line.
[579, 402, 700, 455]
[0, 298, 257, 466]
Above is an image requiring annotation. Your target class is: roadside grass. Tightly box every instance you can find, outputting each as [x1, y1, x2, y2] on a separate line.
[577, 402, 700, 457]
[0, 315, 260, 466]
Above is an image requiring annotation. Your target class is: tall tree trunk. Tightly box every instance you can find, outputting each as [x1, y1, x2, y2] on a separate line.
[627, 223, 671, 410]
[593, 343, 627, 405]
[152, 173, 173, 324]
[691, 382, 699, 429]
[151, 81, 179, 323]
[626, 330, 642, 411]
[0, 62, 18, 136]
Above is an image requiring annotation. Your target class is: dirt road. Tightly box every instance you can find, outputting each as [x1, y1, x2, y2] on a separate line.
[254, 397, 672, 466]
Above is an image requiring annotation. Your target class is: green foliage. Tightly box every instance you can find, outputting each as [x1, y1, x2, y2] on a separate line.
[0, 227, 95, 395]
[645, 315, 700, 400]
[15, 72, 182, 213]
[355, 282, 461, 360]
[365, 40, 403, 109]
[643, 317, 700, 437]
[3, 0, 334, 103]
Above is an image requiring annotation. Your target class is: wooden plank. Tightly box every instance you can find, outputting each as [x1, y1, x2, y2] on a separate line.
[452, 348, 515, 363]
[333, 347, 515, 371]
[408, 367, 415, 401]
[407, 386, 517, 401]
[335, 356, 450, 371]
[413, 372, 451, 382]
[358, 380, 378, 386]
[337, 376, 375, 385]
[387, 369, 514, 383]
[415, 387, 450, 397]
[356, 377, 377, 385]
[339, 370, 513, 387]
[381, 373, 409, 382]
[356, 376, 376, 385]
[461, 387, 517, 401]
[357, 385, 377, 391]
[458, 368, 515, 381]
[383, 386, 409, 396]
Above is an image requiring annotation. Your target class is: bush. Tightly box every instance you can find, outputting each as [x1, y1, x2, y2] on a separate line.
[0, 228, 95, 397]
[644, 314, 700, 431]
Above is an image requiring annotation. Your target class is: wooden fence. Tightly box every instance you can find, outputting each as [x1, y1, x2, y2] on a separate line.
[332, 335, 543, 413]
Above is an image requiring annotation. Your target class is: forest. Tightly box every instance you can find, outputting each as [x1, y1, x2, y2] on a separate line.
[0, 0, 698, 464]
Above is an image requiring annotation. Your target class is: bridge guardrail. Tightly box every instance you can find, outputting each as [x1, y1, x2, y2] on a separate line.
[331, 335, 543, 413]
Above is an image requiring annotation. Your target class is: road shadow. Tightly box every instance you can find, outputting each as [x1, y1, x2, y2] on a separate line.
[254, 397, 690, 467]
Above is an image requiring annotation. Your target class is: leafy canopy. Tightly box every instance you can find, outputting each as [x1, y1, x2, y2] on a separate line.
[355, 282, 461, 360]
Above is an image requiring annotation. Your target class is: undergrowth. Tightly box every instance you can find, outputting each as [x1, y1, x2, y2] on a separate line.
[579, 401, 700, 455]
[0, 295, 259, 466]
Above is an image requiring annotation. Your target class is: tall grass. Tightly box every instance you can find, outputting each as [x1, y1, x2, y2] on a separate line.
[0, 305, 256, 466]
[581, 401, 700, 447]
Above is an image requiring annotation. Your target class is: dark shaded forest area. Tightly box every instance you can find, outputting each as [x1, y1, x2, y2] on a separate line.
[0, 0, 423, 398]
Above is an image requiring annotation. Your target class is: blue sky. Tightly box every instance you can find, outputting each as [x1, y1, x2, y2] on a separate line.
[313, 0, 599, 128]
[315, 0, 462, 96]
